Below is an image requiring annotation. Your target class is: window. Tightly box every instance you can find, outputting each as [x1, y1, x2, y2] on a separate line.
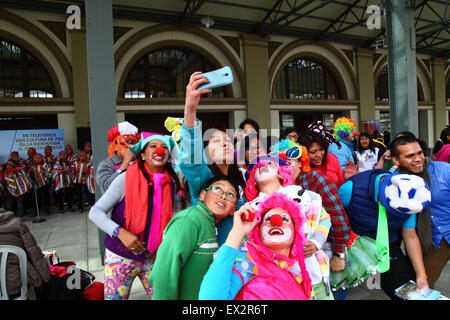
[376, 68, 424, 101]
[0, 39, 55, 98]
[123, 47, 228, 98]
[274, 57, 342, 100]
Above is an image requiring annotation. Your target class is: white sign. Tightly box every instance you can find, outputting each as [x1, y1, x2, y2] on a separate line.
[0, 129, 65, 163]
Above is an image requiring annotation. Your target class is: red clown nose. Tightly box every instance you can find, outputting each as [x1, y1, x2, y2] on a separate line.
[154, 147, 166, 156]
[270, 214, 283, 227]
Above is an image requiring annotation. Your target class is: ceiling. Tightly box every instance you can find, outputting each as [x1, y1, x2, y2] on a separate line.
[2, 0, 449, 58]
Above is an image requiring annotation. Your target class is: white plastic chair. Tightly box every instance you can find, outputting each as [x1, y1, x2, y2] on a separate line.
[0, 245, 35, 300]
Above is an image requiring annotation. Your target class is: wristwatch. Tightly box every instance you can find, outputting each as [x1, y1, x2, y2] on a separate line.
[333, 252, 345, 259]
[112, 226, 121, 238]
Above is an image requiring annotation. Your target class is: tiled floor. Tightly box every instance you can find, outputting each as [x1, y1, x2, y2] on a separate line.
[24, 208, 450, 300]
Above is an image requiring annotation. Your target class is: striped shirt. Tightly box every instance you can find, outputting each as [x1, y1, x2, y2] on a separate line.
[86, 163, 95, 194]
[52, 161, 72, 191]
[73, 160, 88, 184]
[31, 163, 52, 188]
[3, 168, 32, 197]
[296, 171, 350, 254]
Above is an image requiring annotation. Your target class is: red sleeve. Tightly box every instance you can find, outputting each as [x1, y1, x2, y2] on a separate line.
[327, 153, 344, 188]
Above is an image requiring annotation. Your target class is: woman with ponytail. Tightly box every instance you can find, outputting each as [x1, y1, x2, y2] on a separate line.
[179, 72, 247, 246]
[89, 132, 184, 300]
[433, 127, 450, 162]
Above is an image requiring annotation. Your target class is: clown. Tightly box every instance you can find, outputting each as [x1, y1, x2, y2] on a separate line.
[328, 116, 360, 173]
[199, 193, 312, 300]
[270, 139, 311, 183]
[96, 121, 140, 195]
[89, 131, 183, 300]
[243, 154, 333, 300]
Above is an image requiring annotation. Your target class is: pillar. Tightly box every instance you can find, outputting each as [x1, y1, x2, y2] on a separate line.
[385, 0, 419, 137]
[241, 33, 271, 131]
[355, 48, 376, 124]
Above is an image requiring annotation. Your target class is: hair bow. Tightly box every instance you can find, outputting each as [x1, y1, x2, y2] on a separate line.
[164, 117, 183, 142]
[307, 120, 341, 149]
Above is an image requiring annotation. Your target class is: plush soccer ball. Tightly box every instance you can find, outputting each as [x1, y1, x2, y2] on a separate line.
[380, 174, 431, 216]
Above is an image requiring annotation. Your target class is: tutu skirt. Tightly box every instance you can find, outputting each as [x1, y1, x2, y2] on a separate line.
[330, 236, 387, 290]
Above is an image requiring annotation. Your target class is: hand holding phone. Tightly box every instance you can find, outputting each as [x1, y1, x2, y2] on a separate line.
[197, 66, 233, 90]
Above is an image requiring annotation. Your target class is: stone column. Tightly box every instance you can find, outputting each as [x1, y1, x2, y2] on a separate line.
[355, 48, 376, 125]
[241, 33, 271, 131]
[69, 29, 90, 129]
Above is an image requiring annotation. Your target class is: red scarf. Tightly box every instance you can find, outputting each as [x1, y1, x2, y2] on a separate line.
[124, 161, 173, 253]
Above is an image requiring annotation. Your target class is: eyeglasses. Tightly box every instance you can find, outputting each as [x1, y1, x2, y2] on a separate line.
[285, 146, 301, 159]
[272, 146, 301, 160]
[205, 185, 237, 202]
[287, 134, 298, 140]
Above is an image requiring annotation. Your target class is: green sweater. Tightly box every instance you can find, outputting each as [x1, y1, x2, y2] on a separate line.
[149, 201, 219, 300]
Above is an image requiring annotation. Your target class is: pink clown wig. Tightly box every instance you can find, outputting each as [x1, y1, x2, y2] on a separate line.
[247, 192, 312, 295]
[244, 160, 293, 202]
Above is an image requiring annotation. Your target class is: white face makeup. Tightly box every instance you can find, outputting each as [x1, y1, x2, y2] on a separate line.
[260, 224, 293, 244]
[254, 161, 279, 183]
[260, 209, 295, 248]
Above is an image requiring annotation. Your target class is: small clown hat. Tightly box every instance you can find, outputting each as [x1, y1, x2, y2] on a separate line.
[129, 131, 177, 155]
[107, 121, 139, 142]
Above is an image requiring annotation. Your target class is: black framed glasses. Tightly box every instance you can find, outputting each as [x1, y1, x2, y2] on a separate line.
[205, 185, 237, 202]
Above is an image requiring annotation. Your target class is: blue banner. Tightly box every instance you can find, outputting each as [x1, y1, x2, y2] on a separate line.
[0, 129, 65, 163]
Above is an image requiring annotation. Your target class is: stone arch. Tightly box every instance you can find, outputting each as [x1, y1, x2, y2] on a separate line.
[115, 24, 245, 99]
[0, 9, 72, 97]
[269, 40, 357, 100]
[374, 56, 433, 101]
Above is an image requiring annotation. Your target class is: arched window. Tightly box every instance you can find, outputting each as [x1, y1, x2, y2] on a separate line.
[0, 39, 55, 98]
[274, 57, 342, 100]
[375, 68, 424, 101]
[123, 47, 228, 98]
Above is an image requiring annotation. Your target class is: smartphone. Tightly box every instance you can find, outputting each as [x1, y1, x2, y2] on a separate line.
[197, 66, 233, 90]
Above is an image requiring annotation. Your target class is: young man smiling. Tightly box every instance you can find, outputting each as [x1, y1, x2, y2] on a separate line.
[149, 176, 240, 300]
[390, 134, 450, 289]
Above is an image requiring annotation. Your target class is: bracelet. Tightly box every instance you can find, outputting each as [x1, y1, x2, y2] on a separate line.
[416, 272, 428, 279]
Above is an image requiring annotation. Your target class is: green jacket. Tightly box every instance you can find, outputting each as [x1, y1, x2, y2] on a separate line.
[149, 201, 219, 300]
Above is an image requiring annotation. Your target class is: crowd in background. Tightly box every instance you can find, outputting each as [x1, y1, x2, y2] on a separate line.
[0, 142, 95, 217]
[1, 71, 449, 301]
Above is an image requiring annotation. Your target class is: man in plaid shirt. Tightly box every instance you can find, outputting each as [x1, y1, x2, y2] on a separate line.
[296, 170, 350, 272]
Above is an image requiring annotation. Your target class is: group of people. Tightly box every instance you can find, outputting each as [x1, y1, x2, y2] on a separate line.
[87, 72, 449, 301]
[0, 143, 96, 217]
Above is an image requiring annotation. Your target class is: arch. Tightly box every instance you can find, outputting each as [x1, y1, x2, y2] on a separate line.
[374, 56, 433, 101]
[269, 40, 357, 100]
[272, 56, 343, 100]
[118, 41, 233, 98]
[0, 37, 56, 98]
[0, 9, 72, 97]
[115, 24, 245, 99]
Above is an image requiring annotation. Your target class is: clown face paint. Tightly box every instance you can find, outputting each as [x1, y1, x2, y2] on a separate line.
[143, 140, 169, 172]
[254, 160, 279, 183]
[260, 208, 295, 248]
